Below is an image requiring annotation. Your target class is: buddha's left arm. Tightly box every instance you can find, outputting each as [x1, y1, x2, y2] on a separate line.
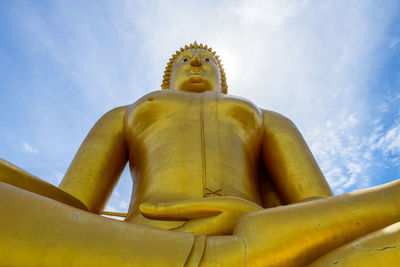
[59, 106, 128, 213]
[261, 110, 333, 204]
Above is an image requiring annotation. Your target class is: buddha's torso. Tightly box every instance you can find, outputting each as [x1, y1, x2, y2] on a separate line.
[124, 90, 264, 228]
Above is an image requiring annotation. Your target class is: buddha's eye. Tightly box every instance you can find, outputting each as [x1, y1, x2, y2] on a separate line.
[183, 58, 188, 62]
[205, 58, 210, 62]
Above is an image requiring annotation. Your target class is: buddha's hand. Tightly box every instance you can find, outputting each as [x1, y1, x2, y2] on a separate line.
[139, 196, 262, 235]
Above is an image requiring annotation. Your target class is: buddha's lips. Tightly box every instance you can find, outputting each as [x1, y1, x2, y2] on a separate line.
[189, 77, 203, 83]
[190, 66, 203, 73]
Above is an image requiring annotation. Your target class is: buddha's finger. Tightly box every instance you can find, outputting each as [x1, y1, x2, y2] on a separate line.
[173, 216, 234, 236]
[172, 218, 214, 235]
[139, 199, 223, 220]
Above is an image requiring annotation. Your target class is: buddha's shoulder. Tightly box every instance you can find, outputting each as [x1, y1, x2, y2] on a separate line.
[123, 91, 263, 116]
[123, 90, 198, 117]
[131, 90, 199, 106]
[218, 94, 262, 116]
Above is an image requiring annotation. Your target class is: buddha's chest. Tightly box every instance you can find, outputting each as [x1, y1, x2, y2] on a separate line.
[124, 91, 264, 205]
[125, 91, 263, 141]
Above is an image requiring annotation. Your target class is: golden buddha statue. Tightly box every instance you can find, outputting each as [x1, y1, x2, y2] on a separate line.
[1, 42, 399, 266]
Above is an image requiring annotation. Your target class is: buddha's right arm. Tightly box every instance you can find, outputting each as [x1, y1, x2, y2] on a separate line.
[59, 106, 128, 213]
[0, 182, 197, 267]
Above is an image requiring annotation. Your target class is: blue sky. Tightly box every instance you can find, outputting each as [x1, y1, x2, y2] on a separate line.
[0, 1, 399, 213]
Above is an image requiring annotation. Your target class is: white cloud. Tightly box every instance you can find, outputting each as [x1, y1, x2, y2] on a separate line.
[21, 142, 39, 154]
[308, 113, 373, 193]
[119, 200, 128, 209]
[105, 205, 117, 212]
[235, 0, 305, 26]
[376, 124, 400, 165]
[310, 97, 400, 193]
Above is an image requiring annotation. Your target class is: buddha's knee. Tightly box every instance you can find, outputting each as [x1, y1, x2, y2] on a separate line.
[308, 221, 400, 266]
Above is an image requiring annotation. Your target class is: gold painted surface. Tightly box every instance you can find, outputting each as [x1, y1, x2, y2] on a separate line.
[234, 180, 400, 266]
[261, 110, 333, 203]
[0, 182, 194, 266]
[1, 42, 399, 266]
[59, 106, 128, 213]
[0, 158, 87, 210]
[308, 222, 400, 266]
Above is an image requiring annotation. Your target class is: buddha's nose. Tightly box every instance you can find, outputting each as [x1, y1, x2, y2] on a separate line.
[190, 56, 202, 67]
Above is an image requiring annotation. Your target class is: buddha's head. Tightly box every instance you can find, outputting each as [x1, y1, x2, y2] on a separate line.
[161, 42, 227, 93]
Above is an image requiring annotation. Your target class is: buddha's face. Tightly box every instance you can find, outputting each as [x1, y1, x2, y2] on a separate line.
[170, 49, 221, 93]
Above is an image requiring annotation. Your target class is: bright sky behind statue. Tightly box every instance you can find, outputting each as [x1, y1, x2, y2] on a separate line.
[1, 1, 399, 213]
